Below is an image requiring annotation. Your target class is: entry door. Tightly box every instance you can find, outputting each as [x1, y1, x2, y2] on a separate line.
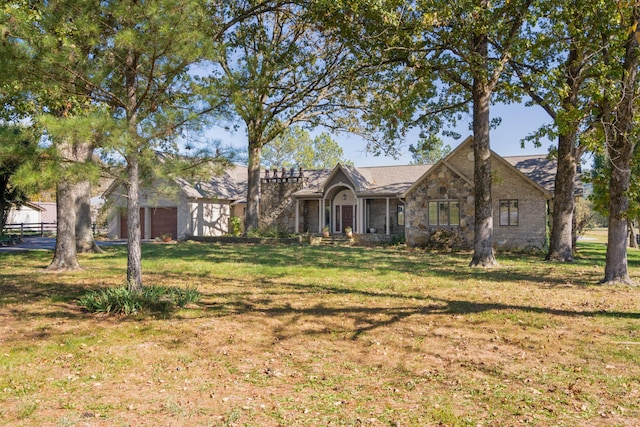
[341, 205, 354, 232]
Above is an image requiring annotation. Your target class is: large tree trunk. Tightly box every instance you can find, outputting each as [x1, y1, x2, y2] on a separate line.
[602, 5, 638, 285]
[126, 155, 143, 291]
[604, 160, 634, 284]
[547, 47, 583, 262]
[469, 33, 497, 268]
[75, 179, 102, 253]
[47, 178, 80, 271]
[74, 141, 102, 254]
[244, 139, 262, 235]
[546, 133, 577, 262]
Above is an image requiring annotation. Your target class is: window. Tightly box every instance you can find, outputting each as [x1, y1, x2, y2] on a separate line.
[499, 199, 519, 226]
[397, 205, 405, 226]
[428, 200, 460, 226]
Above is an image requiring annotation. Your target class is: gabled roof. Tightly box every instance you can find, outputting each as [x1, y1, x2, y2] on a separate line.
[192, 165, 248, 201]
[503, 155, 557, 193]
[403, 136, 554, 198]
[292, 163, 431, 197]
[321, 163, 371, 192]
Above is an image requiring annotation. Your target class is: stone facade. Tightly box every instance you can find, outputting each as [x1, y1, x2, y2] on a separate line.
[259, 169, 307, 233]
[404, 141, 550, 250]
[405, 163, 474, 247]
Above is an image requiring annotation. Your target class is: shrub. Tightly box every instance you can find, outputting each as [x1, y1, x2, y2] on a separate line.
[246, 225, 291, 238]
[423, 228, 464, 251]
[78, 285, 201, 315]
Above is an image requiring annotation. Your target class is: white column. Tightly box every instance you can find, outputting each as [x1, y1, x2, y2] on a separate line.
[295, 199, 300, 234]
[144, 206, 152, 239]
[386, 198, 390, 235]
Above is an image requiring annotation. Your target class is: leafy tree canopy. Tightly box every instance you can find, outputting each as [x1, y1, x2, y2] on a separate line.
[408, 133, 451, 165]
[261, 127, 351, 169]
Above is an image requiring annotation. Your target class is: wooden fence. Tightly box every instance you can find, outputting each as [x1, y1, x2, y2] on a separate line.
[2, 222, 57, 238]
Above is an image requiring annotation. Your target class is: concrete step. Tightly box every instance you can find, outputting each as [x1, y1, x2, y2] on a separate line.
[319, 235, 353, 246]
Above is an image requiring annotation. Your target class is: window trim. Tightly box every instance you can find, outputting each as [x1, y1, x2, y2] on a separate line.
[428, 200, 460, 227]
[499, 199, 519, 226]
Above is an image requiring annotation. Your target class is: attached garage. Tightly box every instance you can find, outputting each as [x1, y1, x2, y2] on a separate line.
[149, 207, 177, 239]
[119, 207, 177, 239]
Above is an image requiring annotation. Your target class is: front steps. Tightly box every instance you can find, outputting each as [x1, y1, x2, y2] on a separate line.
[309, 234, 354, 246]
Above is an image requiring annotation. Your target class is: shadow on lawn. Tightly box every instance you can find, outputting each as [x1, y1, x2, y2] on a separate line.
[0, 274, 89, 312]
[197, 279, 640, 340]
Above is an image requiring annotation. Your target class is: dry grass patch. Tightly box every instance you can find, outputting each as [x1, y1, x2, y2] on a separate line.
[0, 241, 639, 426]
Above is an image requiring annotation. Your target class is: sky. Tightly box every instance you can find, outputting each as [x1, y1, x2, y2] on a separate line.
[206, 101, 556, 168]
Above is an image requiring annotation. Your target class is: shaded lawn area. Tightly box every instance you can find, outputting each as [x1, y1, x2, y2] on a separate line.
[0, 241, 639, 426]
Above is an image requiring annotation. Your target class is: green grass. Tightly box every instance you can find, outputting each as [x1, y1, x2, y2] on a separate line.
[0, 239, 639, 426]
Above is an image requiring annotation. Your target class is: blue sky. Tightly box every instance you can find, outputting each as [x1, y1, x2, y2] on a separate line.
[208, 101, 555, 167]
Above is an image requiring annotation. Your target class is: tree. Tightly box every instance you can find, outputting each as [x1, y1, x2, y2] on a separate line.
[39, 113, 106, 268]
[0, 125, 39, 231]
[408, 133, 451, 165]
[3, 1, 106, 269]
[589, 151, 640, 249]
[261, 126, 351, 169]
[326, 0, 534, 266]
[7, 0, 217, 287]
[508, 0, 618, 262]
[208, 1, 363, 234]
[599, 2, 639, 285]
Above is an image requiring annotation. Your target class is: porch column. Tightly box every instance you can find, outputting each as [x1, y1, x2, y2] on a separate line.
[358, 198, 364, 234]
[144, 206, 151, 239]
[386, 198, 390, 235]
[295, 199, 300, 234]
[319, 198, 324, 233]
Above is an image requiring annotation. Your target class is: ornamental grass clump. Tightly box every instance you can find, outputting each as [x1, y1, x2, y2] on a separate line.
[78, 285, 201, 315]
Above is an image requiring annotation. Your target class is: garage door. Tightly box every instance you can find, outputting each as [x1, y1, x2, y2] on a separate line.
[150, 207, 177, 239]
[120, 207, 177, 239]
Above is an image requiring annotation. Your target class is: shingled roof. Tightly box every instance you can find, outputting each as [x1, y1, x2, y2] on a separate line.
[164, 153, 562, 202]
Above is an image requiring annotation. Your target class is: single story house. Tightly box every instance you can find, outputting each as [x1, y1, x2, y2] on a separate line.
[105, 137, 563, 250]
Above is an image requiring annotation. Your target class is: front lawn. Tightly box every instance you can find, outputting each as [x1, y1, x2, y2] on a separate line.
[0, 241, 638, 426]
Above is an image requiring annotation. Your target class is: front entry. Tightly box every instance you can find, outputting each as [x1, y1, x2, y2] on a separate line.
[336, 205, 354, 233]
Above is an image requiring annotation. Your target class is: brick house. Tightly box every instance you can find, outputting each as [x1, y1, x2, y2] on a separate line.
[106, 137, 560, 249]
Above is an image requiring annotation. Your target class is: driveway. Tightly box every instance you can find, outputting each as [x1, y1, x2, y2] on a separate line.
[0, 237, 128, 253]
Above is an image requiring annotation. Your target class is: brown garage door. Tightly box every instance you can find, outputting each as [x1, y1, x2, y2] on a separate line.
[120, 207, 177, 239]
[150, 207, 177, 239]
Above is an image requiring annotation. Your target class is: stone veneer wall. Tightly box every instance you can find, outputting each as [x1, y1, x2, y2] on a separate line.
[405, 164, 474, 248]
[259, 176, 307, 233]
[405, 159, 549, 250]
[301, 200, 320, 233]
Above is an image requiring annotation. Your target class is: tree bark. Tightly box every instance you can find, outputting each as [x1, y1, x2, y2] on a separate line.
[73, 141, 102, 254]
[546, 47, 583, 262]
[602, 5, 638, 285]
[126, 155, 143, 291]
[244, 137, 262, 235]
[47, 178, 81, 271]
[75, 179, 103, 253]
[546, 133, 577, 262]
[124, 44, 143, 291]
[469, 33, 497, 268]
[604, 160, 634, 284]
